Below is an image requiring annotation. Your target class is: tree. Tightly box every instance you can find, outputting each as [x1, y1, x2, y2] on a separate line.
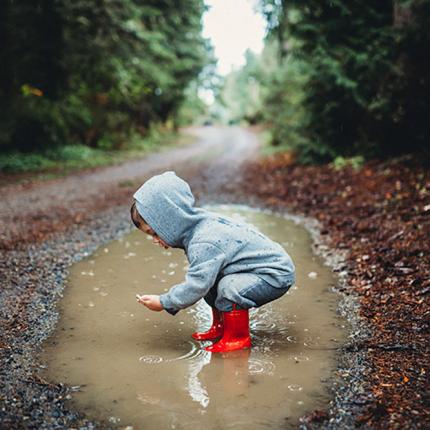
[0, 0, 210, 152]
[255, 0, 430, 162]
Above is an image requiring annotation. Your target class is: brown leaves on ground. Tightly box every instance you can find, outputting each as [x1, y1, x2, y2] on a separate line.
[239, 154, 430, 429]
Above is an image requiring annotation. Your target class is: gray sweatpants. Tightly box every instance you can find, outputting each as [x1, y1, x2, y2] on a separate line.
[204, 273, 293, 312]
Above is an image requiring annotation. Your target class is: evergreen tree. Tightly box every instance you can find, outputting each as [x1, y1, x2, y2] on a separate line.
[256, 0, 430, 162]
[0, 0, 210, 152]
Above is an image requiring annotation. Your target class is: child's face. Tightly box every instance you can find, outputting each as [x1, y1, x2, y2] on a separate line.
[138, 220, 170, 249]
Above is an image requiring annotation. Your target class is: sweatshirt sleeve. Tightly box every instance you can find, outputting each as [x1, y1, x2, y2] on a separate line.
[159, 242, 226, 315]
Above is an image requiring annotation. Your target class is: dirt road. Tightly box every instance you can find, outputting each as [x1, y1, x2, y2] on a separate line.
[0, 126, 260, 249]
[0, 126, 264, 429]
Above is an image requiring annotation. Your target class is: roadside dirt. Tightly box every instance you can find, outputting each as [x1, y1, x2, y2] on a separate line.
[235, 153, 430, 429]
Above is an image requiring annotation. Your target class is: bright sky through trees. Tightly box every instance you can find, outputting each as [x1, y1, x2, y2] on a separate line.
[203, 0, 266, 75]
[201, 0, 266, 104]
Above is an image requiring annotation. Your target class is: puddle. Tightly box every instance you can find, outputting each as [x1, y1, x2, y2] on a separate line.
[41, 205, 347, 429]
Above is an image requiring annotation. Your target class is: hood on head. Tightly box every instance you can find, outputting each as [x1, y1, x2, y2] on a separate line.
[133, 171, 205, 248]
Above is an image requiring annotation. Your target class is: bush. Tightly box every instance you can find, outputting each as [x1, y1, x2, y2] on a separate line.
[0, 153, 54, 173]
[0, 145, 101, 173]
[5, 95, 70, 153]
[332, 156, 365, 171]
[45, 144, 96, 161]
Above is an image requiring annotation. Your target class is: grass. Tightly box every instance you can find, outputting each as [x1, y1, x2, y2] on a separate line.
[0, 129, 195, 182]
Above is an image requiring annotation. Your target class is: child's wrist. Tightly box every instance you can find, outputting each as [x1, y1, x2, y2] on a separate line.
[159, 294, 178, 315]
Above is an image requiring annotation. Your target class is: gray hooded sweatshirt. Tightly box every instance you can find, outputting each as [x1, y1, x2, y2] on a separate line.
[133, 171, 295, 315]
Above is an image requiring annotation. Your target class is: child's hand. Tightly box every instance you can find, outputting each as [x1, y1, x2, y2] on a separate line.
[136, 294, 163, 312]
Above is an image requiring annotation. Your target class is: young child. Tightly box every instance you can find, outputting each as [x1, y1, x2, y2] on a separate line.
[132, 171, 295, 353]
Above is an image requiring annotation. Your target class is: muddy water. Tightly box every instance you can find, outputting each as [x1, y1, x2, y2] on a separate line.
[41, 205, 347, 429]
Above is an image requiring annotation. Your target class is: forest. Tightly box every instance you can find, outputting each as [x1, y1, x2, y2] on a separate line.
[0, 0, 210, 171]
[1, 0, 429, 171]
[221, 0, 430, 163]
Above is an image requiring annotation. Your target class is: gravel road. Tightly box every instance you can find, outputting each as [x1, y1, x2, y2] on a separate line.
[0, 126, 263, 429]
[0, 126, 259, 249]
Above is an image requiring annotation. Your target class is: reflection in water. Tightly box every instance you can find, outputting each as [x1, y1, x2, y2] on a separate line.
[187, 350, 211, 409]
[41, 205, 347, 429]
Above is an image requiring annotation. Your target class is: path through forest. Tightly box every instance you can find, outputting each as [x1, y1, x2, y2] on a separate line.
[0, 126, 259, 249]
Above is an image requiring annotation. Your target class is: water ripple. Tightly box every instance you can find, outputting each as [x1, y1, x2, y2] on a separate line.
[138, 355, 163, 364]
[139, 341, 204, 365]
[250, 320, 277, 331]
[248, 358, 275, 375]
[288, 384, 303, 392]
[165, 341, 205, 362]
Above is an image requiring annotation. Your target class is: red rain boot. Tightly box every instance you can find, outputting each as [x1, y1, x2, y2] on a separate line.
[192, 307, 223, 341]
[205, 305, 251, 353]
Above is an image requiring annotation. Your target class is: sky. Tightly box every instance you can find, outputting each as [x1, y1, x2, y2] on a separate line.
[202, 0, 267, 76]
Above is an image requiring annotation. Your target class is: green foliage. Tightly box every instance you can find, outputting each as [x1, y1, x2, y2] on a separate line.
[332, 155, 365, 170]
[0, 153, 56, 173]
[46, 145, 95, 162]
[0, 0, 210, 153]
[218, 50, 266, 124]
[0, 127, 182, 174]
[260, 44, 308, 148]
[252, 0, 430, 163]
[0, 144, 107, 173]
[176, 81, 210, 126]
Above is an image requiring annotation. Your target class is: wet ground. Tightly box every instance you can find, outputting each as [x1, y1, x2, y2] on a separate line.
[41, 206, 346, 429]
[3, 126, 425, 428]
[238, 155, 430, 428]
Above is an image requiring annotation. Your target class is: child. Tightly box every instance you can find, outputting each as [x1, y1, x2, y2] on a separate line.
[132, 171, 295, 353]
